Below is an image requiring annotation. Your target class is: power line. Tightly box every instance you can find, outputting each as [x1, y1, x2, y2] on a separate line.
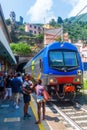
[76, 13, 87, 22]
[45, 27, 63, 44]
[75, 5, 87, 17]
[69, 5, 87, 23]
[45, 5, 87, 44]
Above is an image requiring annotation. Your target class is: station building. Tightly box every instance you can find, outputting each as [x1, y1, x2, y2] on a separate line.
[0, 5, 16, 75]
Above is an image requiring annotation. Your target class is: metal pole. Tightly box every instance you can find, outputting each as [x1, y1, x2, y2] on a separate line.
[61, 24, 63, 42]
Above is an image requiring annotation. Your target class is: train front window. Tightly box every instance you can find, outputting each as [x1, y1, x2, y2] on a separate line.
[49, 51, 78, 69]
[49, 51, 64, 67]
[64, 52, 78, 66]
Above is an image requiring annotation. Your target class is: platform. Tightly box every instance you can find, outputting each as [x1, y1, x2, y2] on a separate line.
[0, 94, 68, 130]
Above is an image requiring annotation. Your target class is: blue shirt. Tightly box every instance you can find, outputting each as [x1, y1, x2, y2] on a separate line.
[0, 76, 4, 87]
[11, 77, 22, 93]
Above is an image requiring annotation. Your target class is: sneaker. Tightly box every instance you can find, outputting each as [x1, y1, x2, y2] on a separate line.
[15, 105, 19, 109]
[23, 115, 29, 120]
[26, 113, 31, 117]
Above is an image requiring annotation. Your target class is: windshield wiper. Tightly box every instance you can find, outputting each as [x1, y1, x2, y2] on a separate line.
[50, 66, 80, 72]
[67, 66, 80, 71]
[50, 66, 67, 72]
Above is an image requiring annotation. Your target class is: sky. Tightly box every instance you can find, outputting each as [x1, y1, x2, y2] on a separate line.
[0, 0, 87, 24]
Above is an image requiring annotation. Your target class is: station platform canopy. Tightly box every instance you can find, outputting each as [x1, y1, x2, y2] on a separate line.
[0, 4, 16, 65]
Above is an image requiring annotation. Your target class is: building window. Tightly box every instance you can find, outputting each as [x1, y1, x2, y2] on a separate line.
[34, 26, 36, 29]
[30, 30, 33, 33]
[38, 27, 40, 30]
[34, 31, 36, 34]
[30, 25, 32, 28]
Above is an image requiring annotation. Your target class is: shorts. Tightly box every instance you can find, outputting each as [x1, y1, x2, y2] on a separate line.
[12, 93, 20, 102]
[5, 88, 12, 97]
[23, 94, 31, 103]
[37, 95, 44, 103]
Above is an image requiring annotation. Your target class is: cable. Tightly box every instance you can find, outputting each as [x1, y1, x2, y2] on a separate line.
[75, 12, 87, 22]
[45, 5, 87, 44]
[76, 5, 87, 16]
[45, 27, 63, 44]
[69, 5, 87, 23]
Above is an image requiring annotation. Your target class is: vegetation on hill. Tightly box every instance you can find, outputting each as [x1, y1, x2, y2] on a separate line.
[6, 13, 87, 56]
[10, 42, 31, 56]
[49, 13, 87, 43]
[63, 21, 87, 42]
[6, 19, 44, 55]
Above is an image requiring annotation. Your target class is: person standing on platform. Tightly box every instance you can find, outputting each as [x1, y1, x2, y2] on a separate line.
[4, 75, 12, 100]
[35, 79, 46, 124]
[22, 74, 33, 119]
[11, 73, 22, 109]
[17, 72, 23, 101]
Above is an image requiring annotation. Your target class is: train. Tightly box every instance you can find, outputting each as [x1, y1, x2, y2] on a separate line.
[24, 41, 84, 101]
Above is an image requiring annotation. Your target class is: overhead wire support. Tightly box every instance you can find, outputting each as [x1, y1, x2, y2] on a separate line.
[61, 24, 63, 42]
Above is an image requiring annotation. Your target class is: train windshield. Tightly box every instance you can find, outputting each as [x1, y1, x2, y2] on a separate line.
[49, 50, 79, 71]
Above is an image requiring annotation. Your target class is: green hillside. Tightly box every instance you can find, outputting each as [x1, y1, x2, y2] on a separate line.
[65, 13, 87, 23]
[6, 12, 87, 48]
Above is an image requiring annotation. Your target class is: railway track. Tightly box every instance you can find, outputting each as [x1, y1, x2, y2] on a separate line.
[47, 99, 87, 130]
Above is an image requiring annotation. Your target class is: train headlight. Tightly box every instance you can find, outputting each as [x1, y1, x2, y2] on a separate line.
[77, 70, 82, 75]
[76, 78, 80, 82]
[73, 78, 80, 82]
[50, 79, 54, 83]
[49, 77, 57, 84]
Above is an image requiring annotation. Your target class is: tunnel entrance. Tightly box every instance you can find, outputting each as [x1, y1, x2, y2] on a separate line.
[16, 62, 27, 73]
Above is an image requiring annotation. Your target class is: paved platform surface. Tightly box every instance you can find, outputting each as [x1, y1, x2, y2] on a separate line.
[0, 94, 69, 130]
[0, 94, 50, 130]
[0, 97, 41, 130]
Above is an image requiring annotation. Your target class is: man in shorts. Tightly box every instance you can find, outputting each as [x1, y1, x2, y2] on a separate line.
[22, 74, 33, 119]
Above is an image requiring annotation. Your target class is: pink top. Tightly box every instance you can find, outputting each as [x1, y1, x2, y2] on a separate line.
[36, 85, 44, 96]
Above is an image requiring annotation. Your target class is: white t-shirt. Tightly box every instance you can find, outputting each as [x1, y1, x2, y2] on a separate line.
[22, 80, 31, 94]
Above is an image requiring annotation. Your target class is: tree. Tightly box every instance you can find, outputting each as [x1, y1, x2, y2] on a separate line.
[57, 17, 63, 24]
[35, 34, 44, 43]
[10, 30, 18, 43]
[6, 19, 11, 25]
[10, 42, 32, 56]
[49, 18, 57, 27]
[18, 25, 25, 31]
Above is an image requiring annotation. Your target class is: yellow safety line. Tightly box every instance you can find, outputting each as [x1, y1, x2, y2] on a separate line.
[30, 98, 45, 130]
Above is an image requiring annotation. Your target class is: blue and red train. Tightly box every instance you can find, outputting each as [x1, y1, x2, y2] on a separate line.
[24, 41, 84, 100]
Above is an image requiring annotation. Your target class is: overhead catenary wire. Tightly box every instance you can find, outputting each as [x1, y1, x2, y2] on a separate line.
[44, 5, 87, 44]
[46, 27, 63, 44]
[69, 5, 87, 23]
[75, 5, 87, 18]
[65, 5, 87, 42]
[75, 13, 87, 22]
